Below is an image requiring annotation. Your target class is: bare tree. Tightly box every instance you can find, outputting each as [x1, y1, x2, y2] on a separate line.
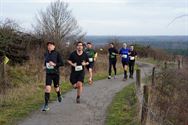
[34, 0, 84, 46]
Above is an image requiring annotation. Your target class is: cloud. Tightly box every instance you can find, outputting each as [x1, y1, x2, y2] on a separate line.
[3, 0, 127, 4]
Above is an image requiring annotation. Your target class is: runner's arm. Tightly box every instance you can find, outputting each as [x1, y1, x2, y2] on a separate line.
[56, 52, 64, 67]
[67, 60, 76, 67]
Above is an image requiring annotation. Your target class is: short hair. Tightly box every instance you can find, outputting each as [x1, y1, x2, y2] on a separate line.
[87, 42, 92, 45]
[110, 42, 114, 45]
[76, 41, 84, 46]
[47, 41, 55, 46]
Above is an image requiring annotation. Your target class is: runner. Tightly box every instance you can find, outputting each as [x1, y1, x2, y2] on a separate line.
[119, 43, 130, 81]
[67, 41, 89, 103]
[129, 45, 137, 78]
[42, 41, 64, 111]
[108, 43, 118, 79]
[85, 42, 98, 85]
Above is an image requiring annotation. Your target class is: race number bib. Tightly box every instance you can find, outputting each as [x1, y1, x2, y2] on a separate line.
[75, 66, 83, 71]
[122, 55, 127, 58]
[130, 56, 135, 60]
[46, 63, 54, 69]
[89, 58, 93, 62]
[112, 52, 116, 55]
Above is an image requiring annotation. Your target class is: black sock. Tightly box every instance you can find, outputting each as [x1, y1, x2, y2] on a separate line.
[77, 95, 80, 99]
[57, 91, 61, 97]
[45, 92, 50, 106]
[124, 70, 127, 78]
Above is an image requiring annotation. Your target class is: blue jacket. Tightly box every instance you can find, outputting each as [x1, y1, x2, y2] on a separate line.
[119, 48, 130, 62]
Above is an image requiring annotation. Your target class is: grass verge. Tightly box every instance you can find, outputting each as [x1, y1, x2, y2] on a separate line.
[105, 83, 140, 125]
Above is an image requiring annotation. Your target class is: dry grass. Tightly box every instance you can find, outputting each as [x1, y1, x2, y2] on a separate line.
[149, 62, 188, 125]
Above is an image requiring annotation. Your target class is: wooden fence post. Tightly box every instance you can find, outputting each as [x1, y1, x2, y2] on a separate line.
[164, 61, 167, 69]
[136, 69, 141, 87]
[152, 67, 155, 86]
[141, 85, 149, 125]
[136, 69, 142, 122]
[178, 60, 181, 69]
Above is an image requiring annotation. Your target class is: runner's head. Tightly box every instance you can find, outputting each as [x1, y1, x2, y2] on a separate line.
[47, 41, 55, 52]
[123, 43, 127, 49]
[76, 41, 84, 51]
[87, 42, 92, 49]
[109, 43, 114, 48]
[130, 45, 134, 51]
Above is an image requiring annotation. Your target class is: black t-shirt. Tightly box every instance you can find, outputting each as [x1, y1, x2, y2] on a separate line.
[68, 51, 89, 72]
[129, 50, 137, 62]
[44, 50, 64, 74]
[108, 48, 118, 60]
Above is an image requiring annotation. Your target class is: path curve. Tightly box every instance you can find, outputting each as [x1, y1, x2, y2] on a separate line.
[18, 62, 153, 125]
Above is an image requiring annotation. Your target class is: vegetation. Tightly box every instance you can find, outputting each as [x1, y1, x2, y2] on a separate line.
[106, 83, 140, 125]
[149, 62, 188, 125]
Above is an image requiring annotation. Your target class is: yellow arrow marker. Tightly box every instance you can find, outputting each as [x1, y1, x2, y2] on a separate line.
[3, 56, 9, 64]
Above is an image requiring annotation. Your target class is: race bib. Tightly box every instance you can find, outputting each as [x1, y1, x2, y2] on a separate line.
[46, 63, 54, 69]
[112, 52, 116, 55]
[130, 56, 135, 60]
[75, 66, 83, 71]
[89, 58, 93, 62]
[122, 55, 127, 58]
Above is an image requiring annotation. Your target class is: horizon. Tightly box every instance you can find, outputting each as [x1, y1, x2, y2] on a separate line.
[1, 0, 188, 36]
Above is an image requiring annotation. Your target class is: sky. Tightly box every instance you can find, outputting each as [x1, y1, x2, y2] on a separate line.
[0, 0, 188, 36]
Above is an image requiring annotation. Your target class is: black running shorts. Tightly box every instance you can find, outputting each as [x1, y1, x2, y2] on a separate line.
[46, 74, 60, 88]
[86, 62, 94, 70]
[122, 61, 129, 67]
[70, 71, 85, 85]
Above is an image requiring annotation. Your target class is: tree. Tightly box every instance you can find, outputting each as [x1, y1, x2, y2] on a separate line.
[0, 18, 43, 64]
[34, 0, 84, 46]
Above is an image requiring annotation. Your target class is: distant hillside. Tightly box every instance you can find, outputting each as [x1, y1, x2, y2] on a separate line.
[84, 35, 188, 55]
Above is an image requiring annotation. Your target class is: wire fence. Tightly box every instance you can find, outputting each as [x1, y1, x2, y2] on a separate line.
[135, 58, 186, 125]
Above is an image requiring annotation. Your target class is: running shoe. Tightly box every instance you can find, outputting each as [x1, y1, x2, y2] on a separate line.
[108, 76, 111, 79]
[76, 98, 80, 104]
[58, 96, 63, 102]
[42, 104, 49, 111]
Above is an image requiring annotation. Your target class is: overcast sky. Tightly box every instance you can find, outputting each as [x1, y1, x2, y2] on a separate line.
[1, 0, 188, 35]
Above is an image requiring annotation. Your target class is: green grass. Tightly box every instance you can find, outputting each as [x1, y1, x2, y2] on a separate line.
[106, 83, 140, 125]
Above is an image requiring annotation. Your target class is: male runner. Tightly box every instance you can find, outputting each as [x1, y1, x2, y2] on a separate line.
[108, 43, 118, 79]
[67, 41, 89, 103]
[129, 45, 137, 78]
[85, 42, 98, 84]
[119, 43, 130, 81]
[42, 41, 64, 111]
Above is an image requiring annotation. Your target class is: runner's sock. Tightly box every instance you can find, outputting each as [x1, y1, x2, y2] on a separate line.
[45, 92, 50, 105]
[57, 91, 61, 97]
[124, 70, 127, 78]
[77, 95, 80, 99]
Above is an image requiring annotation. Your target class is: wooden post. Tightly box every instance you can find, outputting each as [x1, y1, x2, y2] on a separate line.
[164, 61, 167, 69]
[178, 60, 181, 69]
[181, 57, 183, 68]
[152, 67, 155, 86]
[136, 68, 142, 122]
[136, 69, 141, 87]
[141, 85, 149, 125]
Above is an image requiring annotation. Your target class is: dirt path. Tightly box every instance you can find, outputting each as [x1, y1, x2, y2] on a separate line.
[18, 62, 153, 125]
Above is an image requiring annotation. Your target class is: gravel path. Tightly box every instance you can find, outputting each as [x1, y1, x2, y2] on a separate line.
[18, 62, 153, 125]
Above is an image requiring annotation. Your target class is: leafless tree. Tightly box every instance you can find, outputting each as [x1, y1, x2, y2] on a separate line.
[34, 0, 84, 46]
